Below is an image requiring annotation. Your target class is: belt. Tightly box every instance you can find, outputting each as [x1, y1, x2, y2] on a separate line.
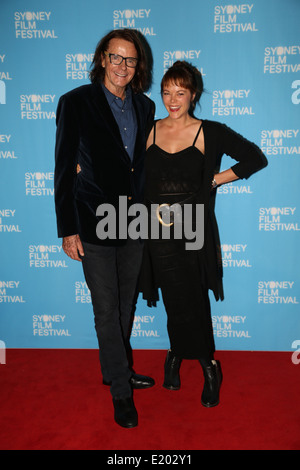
[148, 193, 197, 227]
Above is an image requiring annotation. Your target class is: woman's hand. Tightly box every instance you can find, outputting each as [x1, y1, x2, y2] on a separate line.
[212, 168, 239, 189]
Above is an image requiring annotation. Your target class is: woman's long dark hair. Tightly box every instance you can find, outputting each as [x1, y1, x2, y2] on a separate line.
[90, 29, 150, 93]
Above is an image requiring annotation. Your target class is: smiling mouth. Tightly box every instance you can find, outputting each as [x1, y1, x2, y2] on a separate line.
[169, 106, 180, 112]
[115, 72, 128, 78]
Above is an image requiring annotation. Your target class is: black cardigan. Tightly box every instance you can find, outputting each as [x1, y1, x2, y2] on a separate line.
[139, 119, 268, 305]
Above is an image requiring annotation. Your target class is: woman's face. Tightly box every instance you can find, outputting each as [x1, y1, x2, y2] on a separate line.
[162, 81, 195, 119]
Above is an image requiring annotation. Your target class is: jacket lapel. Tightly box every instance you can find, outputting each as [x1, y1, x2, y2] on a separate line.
[132, 94, 144, 164]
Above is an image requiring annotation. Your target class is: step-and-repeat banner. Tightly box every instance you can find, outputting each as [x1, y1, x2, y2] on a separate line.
[0, 0, 299, 353]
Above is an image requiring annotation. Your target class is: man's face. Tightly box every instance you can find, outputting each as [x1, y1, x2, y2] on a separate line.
[101, 38, 137, 98]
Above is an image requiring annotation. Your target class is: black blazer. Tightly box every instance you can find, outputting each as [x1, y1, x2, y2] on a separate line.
[54, 82, 155, 245]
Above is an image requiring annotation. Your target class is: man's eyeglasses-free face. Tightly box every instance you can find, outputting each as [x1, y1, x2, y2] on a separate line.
[104, 52, 138, 68]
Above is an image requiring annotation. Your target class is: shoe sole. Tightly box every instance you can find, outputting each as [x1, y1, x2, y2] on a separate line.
[115, 420, 138, 428]
[163, 384, 180, 391]
[132, 383, 155, 389]
[201, 399, 220, 408]
[103, 381, 155, 389]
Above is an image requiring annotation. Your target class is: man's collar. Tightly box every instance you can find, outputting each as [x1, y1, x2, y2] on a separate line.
[101, 82, 132, 107]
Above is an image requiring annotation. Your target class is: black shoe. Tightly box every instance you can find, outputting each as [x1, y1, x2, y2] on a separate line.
[113, 396, 138, 428]
[163, 350, 182, 390]
[103, 373, 155, 389]
[130, 373, 155, 389]
[200, 360, 222, 407]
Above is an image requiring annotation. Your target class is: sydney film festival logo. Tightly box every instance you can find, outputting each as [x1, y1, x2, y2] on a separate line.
[0, 134, 18, 160]
[0, 53, 12, 104]
[213, 3, 258, 33]
[14, 11, 57, 39]
[112, 9, 156, 36]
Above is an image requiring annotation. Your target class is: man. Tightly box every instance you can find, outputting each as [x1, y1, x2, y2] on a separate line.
[54, 29, 155, 428]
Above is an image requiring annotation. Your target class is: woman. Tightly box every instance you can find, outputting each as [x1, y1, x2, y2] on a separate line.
[140, 61, 267, 407]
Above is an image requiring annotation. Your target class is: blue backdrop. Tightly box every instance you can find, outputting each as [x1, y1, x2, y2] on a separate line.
[0, 0, 299, 353]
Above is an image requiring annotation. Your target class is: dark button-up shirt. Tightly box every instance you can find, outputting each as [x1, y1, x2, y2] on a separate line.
[101, 83, 137, 161]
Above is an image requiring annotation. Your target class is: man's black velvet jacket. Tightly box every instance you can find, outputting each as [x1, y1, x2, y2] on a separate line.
[54, 82, 155, 245]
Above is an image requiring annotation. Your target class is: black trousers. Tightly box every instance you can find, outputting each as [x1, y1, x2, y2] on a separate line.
[149, 239, 215, 360]
[81, 239, 143, 399]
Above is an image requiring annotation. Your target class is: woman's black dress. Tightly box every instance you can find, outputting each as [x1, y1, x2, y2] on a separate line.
[144, 121, 215, 360]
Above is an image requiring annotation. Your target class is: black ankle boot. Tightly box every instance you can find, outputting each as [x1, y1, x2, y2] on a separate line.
[163, 350, 182, 390]
[199, 359, 222, 407]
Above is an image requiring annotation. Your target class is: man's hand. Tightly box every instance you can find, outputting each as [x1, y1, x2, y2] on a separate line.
[62, 234, 84, 261]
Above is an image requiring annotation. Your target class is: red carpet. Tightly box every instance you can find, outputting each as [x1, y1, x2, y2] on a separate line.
[0, 349, 299, 450]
